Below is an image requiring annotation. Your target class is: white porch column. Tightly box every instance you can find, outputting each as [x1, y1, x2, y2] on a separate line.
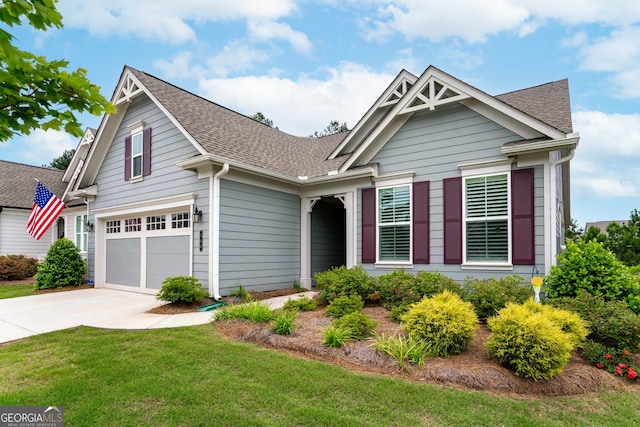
[300, 197, 319, 290]
[336, 191, 356, 268]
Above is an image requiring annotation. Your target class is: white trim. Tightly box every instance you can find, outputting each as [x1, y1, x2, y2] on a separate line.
[93, 193, 195, 217]
[376, 183, 413, 264]
[373, 171, 415, 187]
[210, 163, 229, 299]
[458, 158, 512, 175]
[501, 136, 579, 156]
[127, 120, 145, 134]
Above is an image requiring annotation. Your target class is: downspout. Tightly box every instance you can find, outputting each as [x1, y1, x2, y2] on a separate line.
[209, 163, 229, 300]
[548, 149, 576, 271]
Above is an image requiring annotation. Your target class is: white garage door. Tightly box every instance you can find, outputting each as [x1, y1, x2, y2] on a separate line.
[104, 210, 191, 292]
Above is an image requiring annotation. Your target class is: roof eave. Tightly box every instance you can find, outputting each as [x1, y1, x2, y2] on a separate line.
[501, 135, 579, 156]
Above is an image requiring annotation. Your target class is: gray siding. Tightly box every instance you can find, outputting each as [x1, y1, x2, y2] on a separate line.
[0, 209, 52, 259]
[88, 94, 209, 286]
[219, 179, 300, 295]
[361, 103, 545, 282]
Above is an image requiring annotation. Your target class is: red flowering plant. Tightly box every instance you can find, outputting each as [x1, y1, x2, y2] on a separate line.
[581, 341, 638, 381]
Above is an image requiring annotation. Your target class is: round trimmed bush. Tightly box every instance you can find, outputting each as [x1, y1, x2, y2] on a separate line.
[157, 276, 208, 304]
[325, 294, 364, 318]
[545, 239, 634, 301]
[401, 290, 478, 357]
[35, 238, 85, 289]
[486, 301, 576, 380]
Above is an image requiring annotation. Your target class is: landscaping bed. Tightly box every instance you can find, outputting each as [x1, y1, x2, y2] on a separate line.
[214, 304, 637, 397]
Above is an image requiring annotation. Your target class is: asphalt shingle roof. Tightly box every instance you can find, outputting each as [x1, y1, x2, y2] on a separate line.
[0, 161, 66, 209]
[129, 68, 349, 179]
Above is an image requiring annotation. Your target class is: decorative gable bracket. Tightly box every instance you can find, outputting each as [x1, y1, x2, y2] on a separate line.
[381, 79, 414, 107]
[115, 75, 143, 105]
[399, 77, 470, 114]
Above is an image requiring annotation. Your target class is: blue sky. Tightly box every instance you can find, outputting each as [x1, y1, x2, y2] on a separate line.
[2, 0, 640, 229]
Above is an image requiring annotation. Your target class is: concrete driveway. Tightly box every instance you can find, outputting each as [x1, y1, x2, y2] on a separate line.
[0, 288, 211, 344]
[0, 288, 317, 344]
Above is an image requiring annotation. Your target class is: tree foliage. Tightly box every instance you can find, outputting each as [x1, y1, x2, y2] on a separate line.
[249, 112, 275, 128]
[45, 148, 75, 170]
[0, 0, 115, 141]
[311, 120, 349, 137]
[564, 218, 583, 242]
[606, 210, 640, 266]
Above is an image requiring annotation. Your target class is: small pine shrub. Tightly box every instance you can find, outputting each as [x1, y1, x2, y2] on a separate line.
[548, 291, 640, 351]
[157, 276, 208, 304]
[0, 255, 39, 281]
[377, 270, 460, 310]
[461, 275, 532, 322]
[401, 290, 478, 357]
[331, 312, 377, 340]
[325, 294, 364, 318]
[486, 301, 576, 380]
[322, 325, 353, 348]
[282, 296, 317, 312]
[35, 238, 85, 289]
[272, 311, 298, 335]
[315, 265, 376, 303]
[373, 332, 430, 370]
[545, 239, 635, 301]
[213, 301, 274, 322]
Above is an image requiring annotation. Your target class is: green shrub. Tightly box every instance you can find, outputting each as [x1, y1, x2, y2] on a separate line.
[213, 301, 274, 323]
[325, 294, 364, 318]
[331, 312, 377, 340]
[322, 325, 353, 348]
[35, 238, 85, 289]
[401, 290, 478, 357]
[387, 301, 414, 322]
[377, 269, 460, 310]
[545, 239, 635, 301]
[548, 291, 640, 351]
[157, 276, 208, 304]
[372, 332, 429, 371]
[0, 255, 38, 281]
[486, 301, 576, 380]
[460, 275, 532, 322]
[272, 311, 298, 335]
[282, 296, 317, 312]
[315, 265, 376, 303]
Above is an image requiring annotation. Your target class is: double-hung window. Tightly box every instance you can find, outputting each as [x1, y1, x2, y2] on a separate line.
[377, 185, 411, 262]
[463, 173, 510, 263]
[75, 214, 88, 253]
[131, 131, 143, 178]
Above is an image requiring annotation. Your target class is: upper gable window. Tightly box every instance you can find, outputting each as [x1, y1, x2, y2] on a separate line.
[125, 121, 152, 182]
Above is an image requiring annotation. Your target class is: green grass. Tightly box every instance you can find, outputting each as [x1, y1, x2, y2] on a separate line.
[0, 284, 35, 299]
[1, 325, 639, 426]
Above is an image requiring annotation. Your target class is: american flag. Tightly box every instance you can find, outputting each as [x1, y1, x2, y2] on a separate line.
[26, 182, 66, 240]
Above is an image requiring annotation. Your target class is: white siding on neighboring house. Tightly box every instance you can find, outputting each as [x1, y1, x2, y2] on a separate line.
[0, 208, 53, 259]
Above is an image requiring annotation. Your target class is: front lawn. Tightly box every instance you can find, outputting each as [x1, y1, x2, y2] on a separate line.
[1, 325, 639, 426]
[0, 284, 34, 299]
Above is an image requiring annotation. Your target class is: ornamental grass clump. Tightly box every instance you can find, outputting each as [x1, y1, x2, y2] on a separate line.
[272, 311, 298, 335]
[372, 332, 430, 371]
[486, 300, 581, 380]
[401, 290, 478, 358]
[322, 325, 353, 348]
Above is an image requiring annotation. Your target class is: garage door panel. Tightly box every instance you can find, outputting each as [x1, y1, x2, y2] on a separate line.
[106, 238, 141, 287]
[146, 236, 190, 289]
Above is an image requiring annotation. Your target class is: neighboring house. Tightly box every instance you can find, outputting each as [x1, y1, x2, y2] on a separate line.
[584, 220, 628, 235]
[63, 65, 579, 298]
[0, 161, 74, 259]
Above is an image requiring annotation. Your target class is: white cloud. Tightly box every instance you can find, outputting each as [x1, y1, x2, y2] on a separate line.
[58, 0, 299, 44]
[197, 62, 394, 136]
[16, 130, 77, 166]
[575, 26, 640, 98]
[247, 20, 313, 54]
[154, 51, 204, 80]
[571, 111, 640, 199]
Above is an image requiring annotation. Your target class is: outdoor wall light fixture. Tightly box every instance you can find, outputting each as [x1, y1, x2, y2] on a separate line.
[85, 221, 94, 232]
[193, 205, 203, 223]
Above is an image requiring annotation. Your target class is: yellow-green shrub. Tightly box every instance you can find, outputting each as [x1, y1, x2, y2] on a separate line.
[522, 300, 588, 347]
[401, 290, 478, 357]
[486, 301, 577, 380]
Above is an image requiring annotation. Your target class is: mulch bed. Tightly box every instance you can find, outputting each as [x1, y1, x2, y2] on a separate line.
[214, 305, 639, 397]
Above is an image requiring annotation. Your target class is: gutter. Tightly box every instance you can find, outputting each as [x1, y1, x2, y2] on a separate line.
[550, 148, 576, 168]
[210, 163, 229, 300]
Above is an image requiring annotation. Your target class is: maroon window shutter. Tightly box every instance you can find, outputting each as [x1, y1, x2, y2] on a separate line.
[124, 135, 132, 181]
[142, 128, 152, 176]
[443, 177, 462, 264]
[413, 181, 430, 264]
[361, 187, 376, 264]
[512, 168, 535, 265]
